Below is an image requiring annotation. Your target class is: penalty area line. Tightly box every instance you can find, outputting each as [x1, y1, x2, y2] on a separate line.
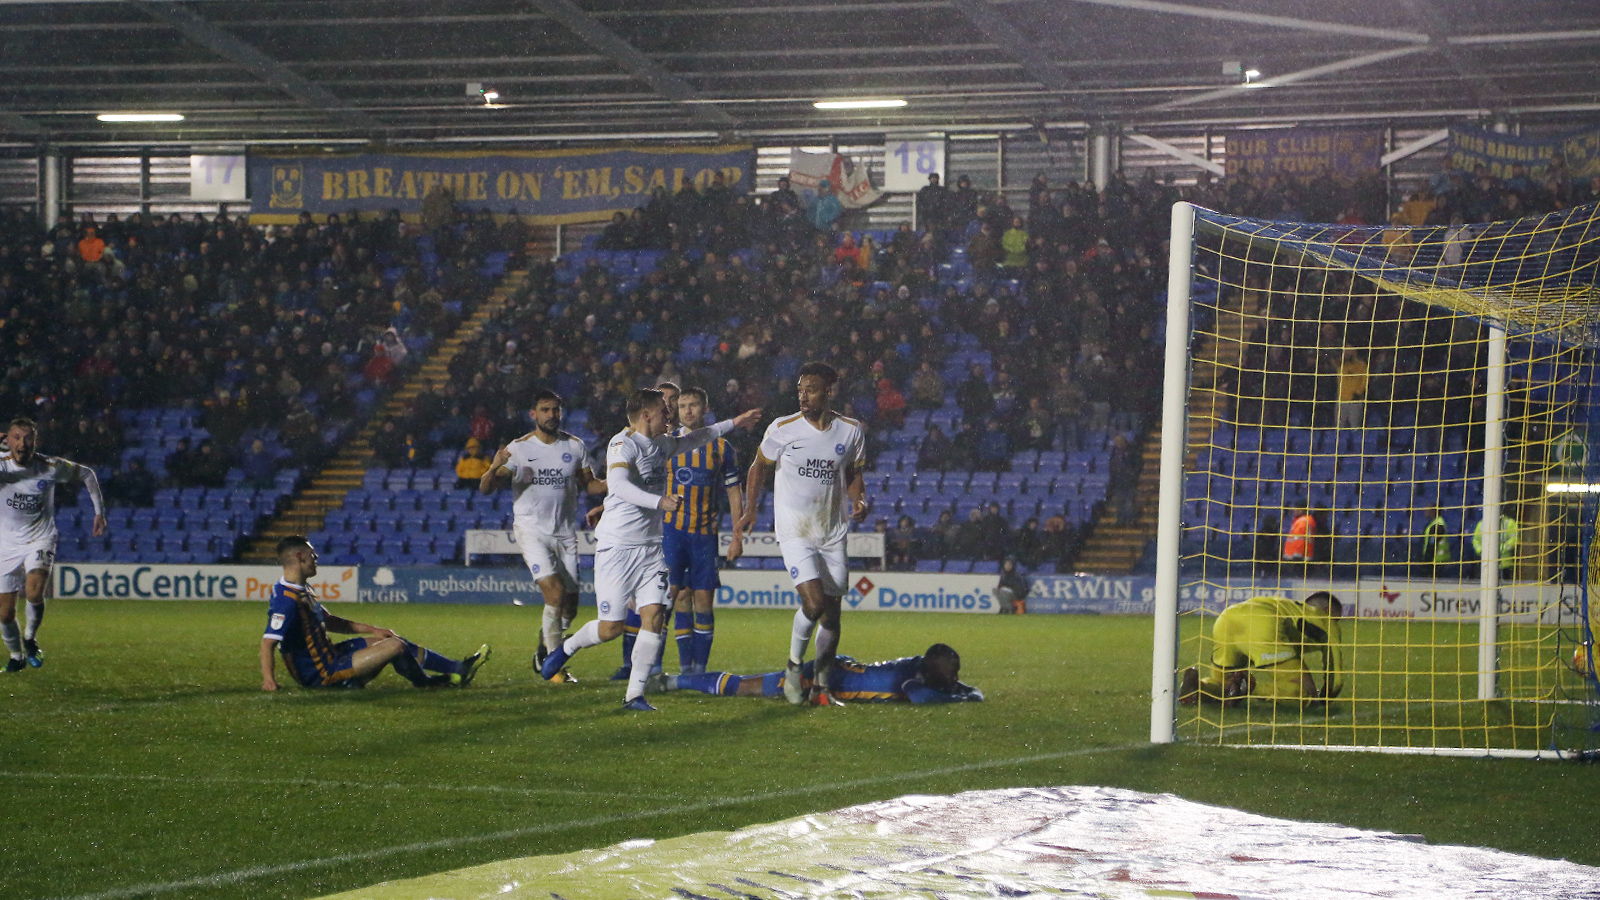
[47, 742, 1146, 900]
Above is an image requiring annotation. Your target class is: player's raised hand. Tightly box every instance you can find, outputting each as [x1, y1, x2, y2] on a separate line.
[731, 408, 763, 430]
[658, 494, 682, 513]
[491, 446, 512, 469]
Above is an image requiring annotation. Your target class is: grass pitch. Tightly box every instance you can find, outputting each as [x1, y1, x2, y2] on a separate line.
[5, 600, 1597, 900]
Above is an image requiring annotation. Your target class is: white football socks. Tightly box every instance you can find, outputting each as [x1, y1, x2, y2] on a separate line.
[541, 604, 562, 657]
[626, 630, 664, 702]
[790, 608, 818, 665]
[24, 602, 42, 640]
[1, 621, 21, 659]
[563, 620, 605, 656]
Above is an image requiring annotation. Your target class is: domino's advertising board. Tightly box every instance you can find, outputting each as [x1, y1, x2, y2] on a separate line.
[716, 571, 998, 613]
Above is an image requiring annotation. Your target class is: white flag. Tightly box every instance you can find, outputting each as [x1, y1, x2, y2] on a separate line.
[787, 149, 882, 209]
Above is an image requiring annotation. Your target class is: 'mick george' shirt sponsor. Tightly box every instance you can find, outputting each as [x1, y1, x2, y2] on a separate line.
[505, 430, 593, 536]
[0, 454, 77, 545]
[758, 411, 866, 546]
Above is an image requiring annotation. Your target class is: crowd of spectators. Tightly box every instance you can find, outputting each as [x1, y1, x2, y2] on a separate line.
[0, 198, 509, 506]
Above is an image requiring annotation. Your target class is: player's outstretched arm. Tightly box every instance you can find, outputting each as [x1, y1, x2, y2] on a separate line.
[739, 455, 772, 536]
[726, 485, 746, 562]
[70, 461, 108, 535]
[479, 446, 512, 496]
[260, 637, 280, 692]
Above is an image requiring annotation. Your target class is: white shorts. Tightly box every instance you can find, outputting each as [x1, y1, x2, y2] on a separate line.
[592, 543, 669, 623]
[779, 536, 849, 597]
[513, 522, 579, 592]
[0, 540, 56, 594]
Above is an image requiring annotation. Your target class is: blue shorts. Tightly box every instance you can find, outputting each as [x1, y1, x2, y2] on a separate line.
[287, 638, 370, 689]
[663, 528, 721, 592]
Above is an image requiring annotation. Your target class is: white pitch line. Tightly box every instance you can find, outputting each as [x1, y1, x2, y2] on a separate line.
[45, 742, 1146, 900]
[0, 770, 673, 801]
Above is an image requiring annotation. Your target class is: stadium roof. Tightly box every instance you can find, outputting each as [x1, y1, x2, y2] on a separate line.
[3, 0, 1600, 148]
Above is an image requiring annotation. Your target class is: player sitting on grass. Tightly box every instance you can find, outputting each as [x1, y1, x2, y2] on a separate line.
[1179, 591, 1345, 707]
[651, 642, 982, 705]
[260, 536, 490, 691]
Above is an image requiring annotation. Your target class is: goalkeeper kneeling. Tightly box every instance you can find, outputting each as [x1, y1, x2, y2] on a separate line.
[1180, 592, 1345, 708]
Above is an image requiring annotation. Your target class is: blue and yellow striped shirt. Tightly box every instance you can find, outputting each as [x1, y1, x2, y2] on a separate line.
[666, 436, 741, 535]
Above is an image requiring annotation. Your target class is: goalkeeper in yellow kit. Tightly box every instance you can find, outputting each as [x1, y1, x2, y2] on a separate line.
[1179, 592, 1345, 706]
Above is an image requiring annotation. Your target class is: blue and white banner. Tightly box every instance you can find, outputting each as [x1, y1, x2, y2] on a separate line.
[357, 565, 594, 606]
[250, 144, 756, 223]
[716, 571, 998, 613]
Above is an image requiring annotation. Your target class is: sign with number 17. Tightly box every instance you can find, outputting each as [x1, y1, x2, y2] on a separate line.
[884, 136, 945, 192]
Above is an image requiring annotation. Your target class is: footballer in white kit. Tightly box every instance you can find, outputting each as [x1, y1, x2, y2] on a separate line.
[0, 418, 107, 672]
[539, 388, 760, 710]
[480, 391, 604, 675]
[739, 363, 868, 705]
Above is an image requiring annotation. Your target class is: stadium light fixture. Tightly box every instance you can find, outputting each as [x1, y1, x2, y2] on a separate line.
[1547, 482, 1600, 493]
[1243, 68, 1263, 87]
[97, 113, 185, 122]
[813, 99, 908, 110]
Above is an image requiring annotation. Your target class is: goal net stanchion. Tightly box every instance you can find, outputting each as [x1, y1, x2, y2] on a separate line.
[1151, 200, 1600, 757]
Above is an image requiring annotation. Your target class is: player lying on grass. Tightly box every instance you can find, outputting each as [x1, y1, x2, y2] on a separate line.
[260, 536, 490, 691]
[650, 642, 982, 705]
[1179, 591, 1345, 707]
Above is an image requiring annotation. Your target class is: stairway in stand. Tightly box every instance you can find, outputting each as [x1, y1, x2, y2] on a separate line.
[1072, 284, 1265, 574]
[238, 266, 533, 563]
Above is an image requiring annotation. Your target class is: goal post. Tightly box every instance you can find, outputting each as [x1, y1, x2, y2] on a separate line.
[1152, 200, 1600, 757]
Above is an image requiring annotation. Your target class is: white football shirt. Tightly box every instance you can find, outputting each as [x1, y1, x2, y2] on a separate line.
[505, 430, 593, 537]
[595, 422, 735, 549]
[758, 411, 866, 545]
[0, 454, 78, 546]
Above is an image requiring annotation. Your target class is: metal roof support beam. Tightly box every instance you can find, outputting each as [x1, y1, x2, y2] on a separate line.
[948, 0, 1071, 93]
[524, 0, 737, 129]
[130, 0, 387, 134]
[0, 109, 46, 137]
[1124, 132, 1224, 175]
[1400, 0, 1504, 107]
[1064, 0, 1430, 43]
[1380, 128, 1450, 167]
[1144, 45, 1431, 112]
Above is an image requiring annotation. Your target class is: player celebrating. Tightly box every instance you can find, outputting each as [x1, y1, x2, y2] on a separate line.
[654, 643, 982, 705]
[0, 417, 106, 672]
[738, 362, 868, 705]
[261, 536, 489, 690]
[1179, 591, 1345, 707]
[479, 390, 604, 681]
[664, 386, 745, 674]
[540, 388, 760, 710]
[614, 381, 681, 680]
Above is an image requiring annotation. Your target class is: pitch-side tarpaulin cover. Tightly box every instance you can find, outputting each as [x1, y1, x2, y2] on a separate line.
[316, 786, 1599, 899]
